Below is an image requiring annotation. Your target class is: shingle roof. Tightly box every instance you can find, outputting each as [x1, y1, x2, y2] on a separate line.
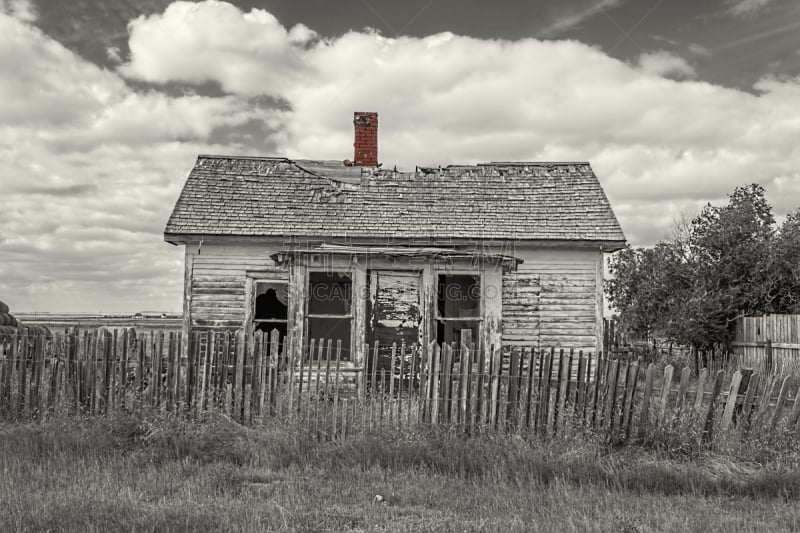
[164, 156, 626, 246]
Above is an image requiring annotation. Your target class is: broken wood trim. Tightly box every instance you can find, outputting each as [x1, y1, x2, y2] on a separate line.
[181, 248, 194, 365]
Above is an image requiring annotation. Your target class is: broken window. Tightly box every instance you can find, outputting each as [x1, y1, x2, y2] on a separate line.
[436, 274, 481, 347]
[307, 272, 352, 360]
[253, 281, 288, 343]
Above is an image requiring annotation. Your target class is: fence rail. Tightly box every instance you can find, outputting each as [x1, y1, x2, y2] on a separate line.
[1, 327, 799, 442]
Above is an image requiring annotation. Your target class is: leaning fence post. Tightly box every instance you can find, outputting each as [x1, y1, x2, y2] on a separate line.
[768, 376, 793, 432]
[720, 371, 743, 432]
[637, 363, 656, 439]
[702, 370, 725, 443]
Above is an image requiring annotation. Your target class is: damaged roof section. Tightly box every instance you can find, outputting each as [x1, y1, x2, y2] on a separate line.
[270, 243, 523, 269]
[164, 156, 626, 247]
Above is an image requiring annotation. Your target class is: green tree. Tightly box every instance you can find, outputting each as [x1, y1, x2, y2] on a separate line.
[606, 184, 800, 357]
[764, 209, 800, 313]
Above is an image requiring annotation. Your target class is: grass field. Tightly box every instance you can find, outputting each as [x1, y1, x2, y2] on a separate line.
[1, 413, 799, 532]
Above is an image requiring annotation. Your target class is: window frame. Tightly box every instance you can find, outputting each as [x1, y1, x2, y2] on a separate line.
[434, 271, 483, 323]
[434, 270, 484, 348]
[252, 280, 290, 327]
[305, 269, 355, 362]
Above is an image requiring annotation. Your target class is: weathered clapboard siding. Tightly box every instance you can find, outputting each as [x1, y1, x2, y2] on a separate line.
[502, 248, 601, 352]
[502, 269, 540, 347]
[187, 244, 287, 329]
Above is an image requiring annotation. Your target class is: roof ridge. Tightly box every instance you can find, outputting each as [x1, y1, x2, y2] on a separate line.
[197, 154, 290, 161]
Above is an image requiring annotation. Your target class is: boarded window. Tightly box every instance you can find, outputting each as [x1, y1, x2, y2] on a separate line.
[253, 281, 288, 342]
[307, 272, 352, 360]
[367, 270, 421, 369]
[436, 274, 481, 346]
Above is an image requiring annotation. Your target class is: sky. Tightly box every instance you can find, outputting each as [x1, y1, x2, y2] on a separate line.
[1, 0, 800, 313]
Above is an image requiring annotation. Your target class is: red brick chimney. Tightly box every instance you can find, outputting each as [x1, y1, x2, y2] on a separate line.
[353, 112, 378, 166]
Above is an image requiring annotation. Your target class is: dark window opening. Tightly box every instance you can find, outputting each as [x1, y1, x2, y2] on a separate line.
[436, 274, 481, 347]
[437, 274, 480, 318]
[308, 272, 352, 316]
[307, 317, 351, 360]
[253, 281, 288, 350]
[255, 284, 288, 320]
[307, 272, 352, 361]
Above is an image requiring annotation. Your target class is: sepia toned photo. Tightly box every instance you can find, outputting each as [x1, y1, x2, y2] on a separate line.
[1, 1, 799, 531]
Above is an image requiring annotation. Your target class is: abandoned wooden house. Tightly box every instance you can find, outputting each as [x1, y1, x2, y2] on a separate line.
[164, 112, 626, 368]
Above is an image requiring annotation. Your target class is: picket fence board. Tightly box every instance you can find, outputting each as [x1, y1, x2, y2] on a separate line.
[3, 328, 800, 443]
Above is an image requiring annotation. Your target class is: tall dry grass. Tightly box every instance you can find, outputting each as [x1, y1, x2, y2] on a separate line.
[0, 411, 798, 531]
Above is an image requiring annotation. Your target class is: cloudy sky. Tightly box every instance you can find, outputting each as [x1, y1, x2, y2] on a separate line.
[1, 0, 799, 313]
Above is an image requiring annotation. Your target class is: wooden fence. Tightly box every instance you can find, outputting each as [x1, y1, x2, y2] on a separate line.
[733, 315, 800, 376]
[1, 327, 800, 442]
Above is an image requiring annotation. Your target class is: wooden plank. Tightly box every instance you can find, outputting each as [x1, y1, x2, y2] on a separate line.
[305, 339, 316, 431]
[600, 359, 617, 432]
[135, 331, 145, 405]
[3, 332, 17, 416]
[370, 339, 379, 399]
[205, 331, 216, 412]
[314, 339, 324, 435]
[234, 330, 245, 422]
[768, 375, 793, 431]
[380, 368, 386, 427]
[786, 382, 800, 430]
[369, 341, 379, 428]
[739, 372, 760, 433]
[389, 342, 397, 401]
[256, 331, 268, 418]
[437, 343, 447, 423]
[524, 347, 537, 430]
[556, 349, 570, 432]
[702, 370, 725, 442]
[720, 371, 743, 432]
[396, 342, 404, 426]
[489, 343, 501, 429]
[589, 354, 604, 428]
[674, 367, 691, 417]
[507, 346, 521, 428]
[574, 352, 586, 426]
[752, 375, 778, 432]
[90, 330, 100, 414]
[460, 330, 473, 432]
[431, 344, 442, 425]
[582, 351, 593, 424]
[621, 361, 639, 440]
[407, 343, 416, 427]
[164, 331, 174, 412]
[474, 338, 486, 428]
[422, 340, 433, 423]
[539, 348, 554, 434]
[693, 368, 708, 415]
[333, 341, 342, 436]
[249, 331, 262, 420]
[637, 363, 656, 439]
[656, 365, 674, 428]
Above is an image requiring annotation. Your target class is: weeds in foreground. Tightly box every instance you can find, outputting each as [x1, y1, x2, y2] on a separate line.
[2, 410, 798, 500]
[1, 412, 799, 531]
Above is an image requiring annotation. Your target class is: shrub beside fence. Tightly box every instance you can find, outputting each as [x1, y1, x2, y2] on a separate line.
[1, 327, 799, 443]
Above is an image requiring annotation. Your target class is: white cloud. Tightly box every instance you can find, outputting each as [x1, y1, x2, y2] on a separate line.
[0, 0, 36, 22]
[637, 50, 697, 78]
[0, 12, 275, 312]
[120, 1, 311, 96]
[725, 0, 775, 17]
[117, 2, 800, 246]
[5, 1, 800, 313]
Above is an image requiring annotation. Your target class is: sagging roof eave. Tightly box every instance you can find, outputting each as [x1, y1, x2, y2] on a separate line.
[163, 231, 626, 251]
